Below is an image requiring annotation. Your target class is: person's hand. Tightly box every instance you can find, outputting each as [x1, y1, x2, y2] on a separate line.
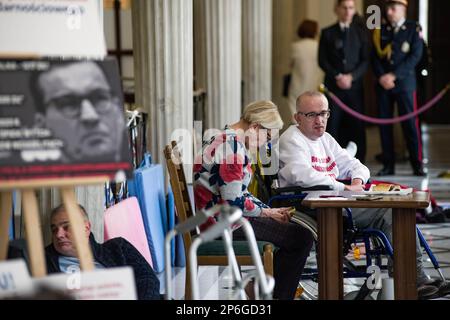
[345, 179, 364, 192]
[379, 73, 396, 90]
[345, 184, 364, 192]
[341, 74, 353, 89]
[379, 74, 388, 89]
[261, 208, 291, 223]
[336, 74, 346, 90]
[336, 74, 353, 90]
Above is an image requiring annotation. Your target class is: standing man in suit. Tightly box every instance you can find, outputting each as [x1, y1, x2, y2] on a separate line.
[372, 0, 425, 176]
[319, 0, 369, 163]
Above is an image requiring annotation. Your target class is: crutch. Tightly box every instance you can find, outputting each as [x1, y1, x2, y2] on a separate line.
[213, 207, 247, 300]
[230, 213, 275, 300]
[189, 206, 274, 300]
[164, 205, 218, 300]
[165, 205, 249, 300]
[213, 206, 274, 300]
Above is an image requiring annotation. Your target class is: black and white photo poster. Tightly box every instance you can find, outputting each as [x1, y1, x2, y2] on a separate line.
[0, 58, 132, 182]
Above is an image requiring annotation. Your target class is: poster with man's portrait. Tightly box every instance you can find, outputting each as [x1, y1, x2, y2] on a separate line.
[0, 58, 132, 183]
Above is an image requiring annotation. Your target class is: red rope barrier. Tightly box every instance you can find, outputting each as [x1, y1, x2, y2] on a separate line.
[319, 84, 450, 125]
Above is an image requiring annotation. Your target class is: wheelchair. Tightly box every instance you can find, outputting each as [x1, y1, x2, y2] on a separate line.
[252, 163, 447, 300]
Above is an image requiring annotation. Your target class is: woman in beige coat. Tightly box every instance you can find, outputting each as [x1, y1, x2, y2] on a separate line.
[288, 20, 324, 122]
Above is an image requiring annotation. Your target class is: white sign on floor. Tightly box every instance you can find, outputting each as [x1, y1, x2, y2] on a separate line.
[0, 261, 136, 300]
[0, 259, 33, 298]
[32, 267, 137, 300]
[0, 0, 106, 58]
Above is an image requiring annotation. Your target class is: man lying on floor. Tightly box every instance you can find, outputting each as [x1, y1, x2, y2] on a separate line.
[45, 203, 160, 300]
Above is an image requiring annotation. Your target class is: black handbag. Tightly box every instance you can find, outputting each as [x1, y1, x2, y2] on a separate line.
[282, 73, 291, 97]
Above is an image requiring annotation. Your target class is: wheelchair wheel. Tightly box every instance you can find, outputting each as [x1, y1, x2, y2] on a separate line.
[291, 211, 318, 241]
[291, 211, 369, 300]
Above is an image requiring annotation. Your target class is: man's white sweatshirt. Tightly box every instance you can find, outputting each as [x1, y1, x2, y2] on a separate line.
[278, 125, 370, 191]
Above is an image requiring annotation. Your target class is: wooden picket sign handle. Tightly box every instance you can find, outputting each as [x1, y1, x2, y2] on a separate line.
[0, 53, 40, 59]
[0, 191, 13, 261]
[0, 176, 109, 191]
[22, 189, 47, 278]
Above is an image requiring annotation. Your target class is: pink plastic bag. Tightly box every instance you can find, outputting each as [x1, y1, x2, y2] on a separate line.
[104, 197, 153, 267]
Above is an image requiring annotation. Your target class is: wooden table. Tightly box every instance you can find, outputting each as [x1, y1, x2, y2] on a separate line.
[302, 191, 430, 300]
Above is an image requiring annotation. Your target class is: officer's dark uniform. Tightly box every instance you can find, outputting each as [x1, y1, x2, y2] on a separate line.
[372, 19, 424, 176]
[319, 21, 369, 163]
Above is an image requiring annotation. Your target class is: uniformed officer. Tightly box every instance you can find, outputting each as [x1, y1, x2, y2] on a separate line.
[319, 0, 369, 163]
[372, 0, 425, 176]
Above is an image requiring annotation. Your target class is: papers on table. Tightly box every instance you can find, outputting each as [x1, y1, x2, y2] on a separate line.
[365, 186, 414, 196]
[307, 197, 349, 201]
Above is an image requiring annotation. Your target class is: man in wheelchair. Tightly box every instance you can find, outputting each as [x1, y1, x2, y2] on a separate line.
[277, 91, 440, 299]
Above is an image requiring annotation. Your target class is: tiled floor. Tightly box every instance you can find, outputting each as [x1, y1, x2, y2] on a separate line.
[163, 124, 450, 300]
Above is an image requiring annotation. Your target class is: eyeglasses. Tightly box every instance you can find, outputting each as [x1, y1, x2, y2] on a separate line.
[47, 89, 114, 118]
[297, 110, 331, 121]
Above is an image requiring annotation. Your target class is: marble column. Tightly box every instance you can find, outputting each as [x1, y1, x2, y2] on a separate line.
[242, 0, 273, 107]
[194, 0, 242, 130]
[132, 0, 194, 168]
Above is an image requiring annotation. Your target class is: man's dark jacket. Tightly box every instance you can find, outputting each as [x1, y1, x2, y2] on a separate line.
[319, 22, 369, 90]
[45, 234, 160, 300]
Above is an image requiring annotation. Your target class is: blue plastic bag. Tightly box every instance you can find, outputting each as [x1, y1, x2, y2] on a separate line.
[128, 153, 168, 273]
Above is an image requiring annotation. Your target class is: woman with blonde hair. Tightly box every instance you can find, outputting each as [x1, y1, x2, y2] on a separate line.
[193, 100, 313, 300]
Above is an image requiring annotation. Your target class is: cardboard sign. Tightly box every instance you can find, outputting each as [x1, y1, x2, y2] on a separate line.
[0, 0, 106, 59]
[32, 267, 137, 300]
[0, 259, 33, 298]
[0, 58, 132, 183]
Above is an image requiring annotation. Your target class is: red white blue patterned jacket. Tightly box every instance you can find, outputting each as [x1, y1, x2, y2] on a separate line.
[193, 126, 267, 230]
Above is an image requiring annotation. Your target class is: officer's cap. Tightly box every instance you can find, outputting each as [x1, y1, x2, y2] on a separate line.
[385, 0, 408, 6]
